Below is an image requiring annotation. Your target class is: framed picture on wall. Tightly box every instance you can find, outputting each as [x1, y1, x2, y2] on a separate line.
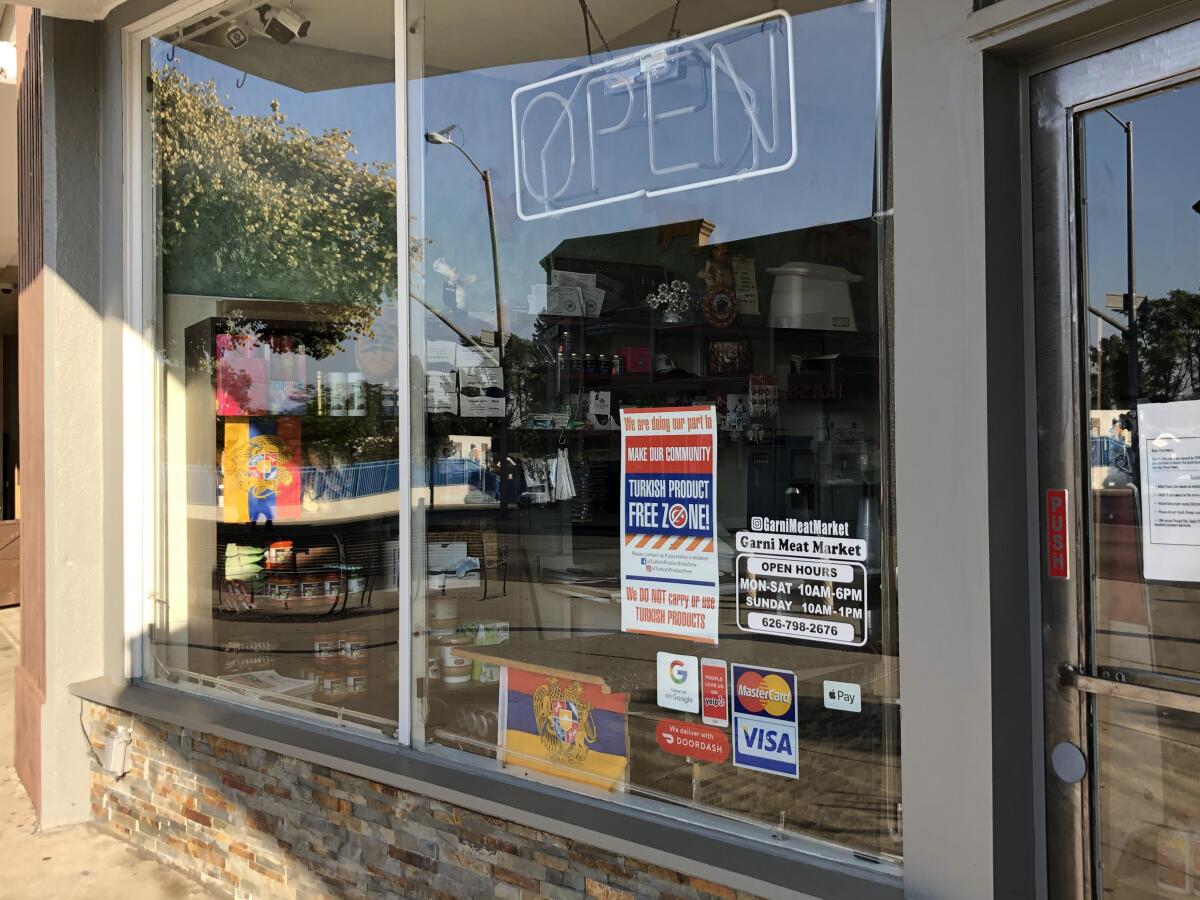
[706, 339, 752, 376]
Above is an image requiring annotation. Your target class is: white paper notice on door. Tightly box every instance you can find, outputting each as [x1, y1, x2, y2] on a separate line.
[1138, 400, 1200, 582]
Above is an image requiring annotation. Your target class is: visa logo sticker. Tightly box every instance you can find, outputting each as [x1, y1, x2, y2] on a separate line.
[731, 663, 798, 778]
[733, 717, 798, 778]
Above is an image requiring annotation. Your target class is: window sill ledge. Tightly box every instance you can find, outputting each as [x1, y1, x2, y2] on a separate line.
[71, 676, 902, 900]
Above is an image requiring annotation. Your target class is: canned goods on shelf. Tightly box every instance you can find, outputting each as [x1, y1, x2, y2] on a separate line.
[341, 634, 369, 659]
[313, 636, 340, 659]
[299, 572, 328, 598]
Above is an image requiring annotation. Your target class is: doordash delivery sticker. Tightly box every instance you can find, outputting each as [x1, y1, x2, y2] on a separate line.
[655, 720, 729, 763]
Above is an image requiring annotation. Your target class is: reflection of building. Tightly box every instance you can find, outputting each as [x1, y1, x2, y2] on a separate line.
[15, 2, 1200, 900]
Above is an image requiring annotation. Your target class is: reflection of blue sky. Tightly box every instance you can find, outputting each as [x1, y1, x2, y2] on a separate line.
[1085, 83, 1200, 344]
[410, 4, 879, 337]
[150, 41, 397, 169]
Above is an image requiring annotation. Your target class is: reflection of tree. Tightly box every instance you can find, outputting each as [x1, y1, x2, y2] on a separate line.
[501, 333, 546, 428]
[1092, 289, 1200, 406]
[153, 66, 397, 358]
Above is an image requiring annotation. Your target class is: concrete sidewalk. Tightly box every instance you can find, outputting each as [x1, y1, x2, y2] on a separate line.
[0, 607, 220, 900]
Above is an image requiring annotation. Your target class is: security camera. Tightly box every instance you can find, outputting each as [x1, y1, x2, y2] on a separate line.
[0, 283, 15, 296]
[257, 5, 309, 45]
[223, 23, 249, 49]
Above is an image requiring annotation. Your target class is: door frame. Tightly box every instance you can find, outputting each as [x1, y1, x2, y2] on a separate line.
[1030, 19, 1200, 900]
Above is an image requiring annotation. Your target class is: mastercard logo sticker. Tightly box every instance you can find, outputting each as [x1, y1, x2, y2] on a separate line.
[734, 670, 793, 717]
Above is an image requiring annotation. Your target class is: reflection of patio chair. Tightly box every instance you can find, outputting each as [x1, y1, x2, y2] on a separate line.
[427, 529, 508, 601]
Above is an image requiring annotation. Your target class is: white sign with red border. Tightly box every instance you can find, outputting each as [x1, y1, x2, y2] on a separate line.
[620, 406, 719, 644]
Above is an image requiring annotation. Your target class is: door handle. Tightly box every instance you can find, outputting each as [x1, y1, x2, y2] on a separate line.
[1061, 666, 1200, 715]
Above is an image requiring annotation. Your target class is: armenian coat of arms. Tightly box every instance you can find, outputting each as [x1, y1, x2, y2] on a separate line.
[532, 678, 596, 766]
[229, 433, 294, 500]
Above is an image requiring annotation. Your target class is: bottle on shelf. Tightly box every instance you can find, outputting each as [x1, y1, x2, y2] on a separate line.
[327, 372, 348, 417]
[347, 372, 367, 417]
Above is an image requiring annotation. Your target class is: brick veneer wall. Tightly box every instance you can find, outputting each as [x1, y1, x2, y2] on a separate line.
[85, 702, 758, 900]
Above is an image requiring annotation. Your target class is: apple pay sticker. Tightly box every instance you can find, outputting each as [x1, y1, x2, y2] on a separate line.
[823, 680, 861, 713]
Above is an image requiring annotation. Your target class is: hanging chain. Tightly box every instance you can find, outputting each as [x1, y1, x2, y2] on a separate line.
[666, 0, 683, 41]
[577, 0, 684, 59]
[577, 0, 612, 54]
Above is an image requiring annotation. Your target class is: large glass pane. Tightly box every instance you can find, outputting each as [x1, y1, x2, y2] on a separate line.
[408, 0, 898, 862]
[146, 2, 401, 736]
[1080, 79, 1200, 897]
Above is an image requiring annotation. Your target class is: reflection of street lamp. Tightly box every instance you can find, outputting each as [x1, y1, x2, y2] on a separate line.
[1104, 109, 1139, 406]
[425, 125, 509, 515]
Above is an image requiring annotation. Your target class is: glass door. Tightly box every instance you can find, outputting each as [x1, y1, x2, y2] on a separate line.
[1033, 19, 1200, 900]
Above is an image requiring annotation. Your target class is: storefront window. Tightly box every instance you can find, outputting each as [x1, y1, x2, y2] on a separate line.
[146, 2, 401, 735]
[408, 0, 898, 860]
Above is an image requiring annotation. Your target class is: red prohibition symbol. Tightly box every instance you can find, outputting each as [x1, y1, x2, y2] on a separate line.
[669, 504, 688, 528]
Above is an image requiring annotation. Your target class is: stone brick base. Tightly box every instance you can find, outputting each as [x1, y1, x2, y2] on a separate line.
[85, 703, 755, 900]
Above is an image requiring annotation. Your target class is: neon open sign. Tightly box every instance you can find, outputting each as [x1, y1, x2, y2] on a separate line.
[511, 11, 797, 221]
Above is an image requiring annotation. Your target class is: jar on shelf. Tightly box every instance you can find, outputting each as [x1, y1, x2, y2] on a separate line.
[265, 574, 298, 609]
[313, 635, 340, 660]
[324, 571, 344, 598]
[341, 633, 369, 661]
[438, 633, 473, 685]
[299, 572, 327, 598]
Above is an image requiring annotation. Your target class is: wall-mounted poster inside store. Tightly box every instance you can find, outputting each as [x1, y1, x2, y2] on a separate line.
[732, 256, 759, 315]
[1137, 400, 1200, 582]
[426, 373, 457, 414]
[221, 417, 301, 524]
[620, 406, 719, 644]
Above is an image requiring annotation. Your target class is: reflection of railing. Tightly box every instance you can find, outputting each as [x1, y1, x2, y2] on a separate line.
[303, 461, 399, 501]
[1090, 435, 1132, 473]
[187, 458, 497, 504]
[432, 458, 499, 497]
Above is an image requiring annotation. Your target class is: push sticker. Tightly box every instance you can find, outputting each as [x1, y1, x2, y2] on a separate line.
[731, 664, 798, 779]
